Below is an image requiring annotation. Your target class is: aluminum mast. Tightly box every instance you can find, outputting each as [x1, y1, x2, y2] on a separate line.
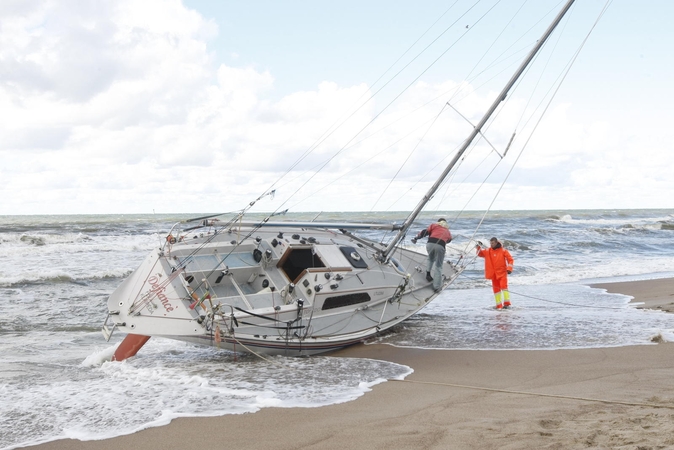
[381, 0, 576, 259]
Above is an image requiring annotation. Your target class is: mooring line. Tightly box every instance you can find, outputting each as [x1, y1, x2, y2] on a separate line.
[391, 379, 674, 410]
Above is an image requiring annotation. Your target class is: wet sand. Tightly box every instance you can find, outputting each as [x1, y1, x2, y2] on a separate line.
[593, 277, 674, 313]
[28, 278, 674, 450]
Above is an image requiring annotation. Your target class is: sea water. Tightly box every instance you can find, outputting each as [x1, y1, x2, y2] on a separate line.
[1, 210, 673, 449]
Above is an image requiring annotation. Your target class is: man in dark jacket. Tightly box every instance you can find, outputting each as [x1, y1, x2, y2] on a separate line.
[412, 218, 452, 292]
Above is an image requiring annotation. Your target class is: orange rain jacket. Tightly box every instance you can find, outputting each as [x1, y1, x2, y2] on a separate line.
[477, 246, 514, 279]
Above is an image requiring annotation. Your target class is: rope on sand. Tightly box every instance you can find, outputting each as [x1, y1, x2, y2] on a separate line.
[391, 379, 674, 410]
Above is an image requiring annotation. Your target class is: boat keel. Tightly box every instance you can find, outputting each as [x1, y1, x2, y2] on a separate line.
[112, 334, 151, 361]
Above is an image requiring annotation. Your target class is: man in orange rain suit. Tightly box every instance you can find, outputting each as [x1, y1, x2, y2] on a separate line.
[476, 237, 514, 309]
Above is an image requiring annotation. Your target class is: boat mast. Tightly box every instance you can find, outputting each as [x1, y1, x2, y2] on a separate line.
[381, 0, 576, 259]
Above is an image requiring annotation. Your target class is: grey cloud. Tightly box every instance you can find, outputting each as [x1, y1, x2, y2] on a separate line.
[0, 0, 42, 16]
[0, 126, 71, 150]
[0, 3, 121, 102]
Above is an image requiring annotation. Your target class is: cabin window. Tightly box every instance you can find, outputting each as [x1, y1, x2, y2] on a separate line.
[322, 292, 372, 310]
[279, 247, 326, 282]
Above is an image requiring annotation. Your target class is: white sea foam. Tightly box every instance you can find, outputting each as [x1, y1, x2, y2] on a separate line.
[0, 233, 155, 258]
[659, 330, 674, 342]
[555, 213, 674, 226]
[80, 345, 117, 367]
[0, 267, 136, 287]
[509, 256, 674, 286]
[0, 338, 411, 450]
[0, 232, 144, 286]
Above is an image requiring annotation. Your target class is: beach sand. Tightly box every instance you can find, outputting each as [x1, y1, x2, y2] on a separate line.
[28, 278, 674, 450]
[594, 277, 674, 314]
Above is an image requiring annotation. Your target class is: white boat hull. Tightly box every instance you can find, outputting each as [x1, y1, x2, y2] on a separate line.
[104, 223, 463, 356]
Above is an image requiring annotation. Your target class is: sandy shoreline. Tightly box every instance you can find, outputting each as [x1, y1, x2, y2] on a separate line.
[592, 277, 674, 313]
[27, 278, 674, 450]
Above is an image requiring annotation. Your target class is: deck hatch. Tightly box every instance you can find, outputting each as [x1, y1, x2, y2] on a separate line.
[339, 246, 368, 269]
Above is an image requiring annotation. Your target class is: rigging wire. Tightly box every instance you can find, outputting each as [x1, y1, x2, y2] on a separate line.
[253, 0, 477, 204]
[383, 112, 503, 215]
[286, 1, 465, 167]
[443, 0, 530, 111]
[433, 37, 570, 219]
[386, 1, 608, 253]
[371, 103, 450, 211]
[413, 2, 580, 236]
[285, 113, 449, 211]
[268, 2, 490, 217]
[400, 1, 575, 219]
[380, 21, 562, 214]
[382, 139, 465, 213]
[248, 1, 568, 215]
[280, 32, 552, 210]
[263, 8, 508, 198]
[424, 14, 570, 216]
[187, 4, 486, 231]
[514, 1, 576, 133]
[466, 0, 613, 249]
[283, 37, 540, 200]
[369, 0, 530, 212]
[214, 2, 565, 222]
[429, 14, 577, 221]
[444, 154, 505, 225]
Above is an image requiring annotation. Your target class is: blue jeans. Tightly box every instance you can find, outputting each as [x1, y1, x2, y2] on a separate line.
[426, 242, 446, 290]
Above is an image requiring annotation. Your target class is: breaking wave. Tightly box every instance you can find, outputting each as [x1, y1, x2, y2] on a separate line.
[0, 268, 134, 288]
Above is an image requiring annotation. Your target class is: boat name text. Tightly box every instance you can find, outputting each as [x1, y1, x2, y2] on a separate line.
[148, 274, 174, 312]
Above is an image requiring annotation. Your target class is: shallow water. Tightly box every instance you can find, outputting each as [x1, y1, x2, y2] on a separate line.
[377, 283, 674, 350]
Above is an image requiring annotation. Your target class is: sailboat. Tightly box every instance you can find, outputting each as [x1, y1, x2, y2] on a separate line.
[103, 0, 580, 359]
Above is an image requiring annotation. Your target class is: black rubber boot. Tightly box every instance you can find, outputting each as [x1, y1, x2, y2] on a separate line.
[426, 272, 433, 282]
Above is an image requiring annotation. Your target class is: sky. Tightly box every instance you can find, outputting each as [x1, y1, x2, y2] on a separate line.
[1, 0, 673, 215]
